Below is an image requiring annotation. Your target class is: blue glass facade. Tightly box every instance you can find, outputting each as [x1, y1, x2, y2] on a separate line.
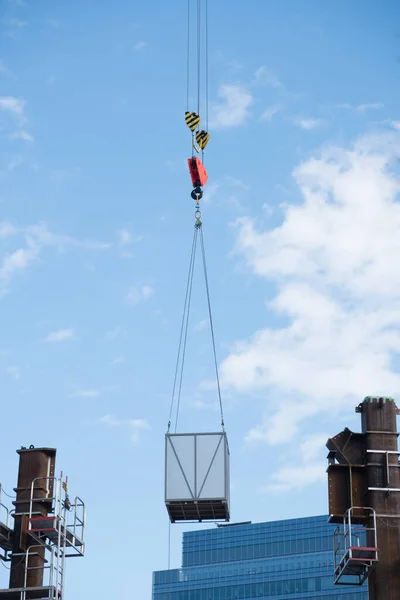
[153, 515, 368, 600]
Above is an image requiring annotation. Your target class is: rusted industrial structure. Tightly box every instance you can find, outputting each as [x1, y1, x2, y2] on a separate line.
[326, 396, 400, 599]
[0, 446, 85, 600]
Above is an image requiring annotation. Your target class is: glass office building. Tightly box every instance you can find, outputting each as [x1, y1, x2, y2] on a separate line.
[153, 515, 368, 599]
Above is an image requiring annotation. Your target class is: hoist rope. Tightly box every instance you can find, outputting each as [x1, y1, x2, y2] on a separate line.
[186, 0, 190, 113]
[196, 0, 201, 119]
[185, 0, 210, 160]
[205, 0, 209, 133]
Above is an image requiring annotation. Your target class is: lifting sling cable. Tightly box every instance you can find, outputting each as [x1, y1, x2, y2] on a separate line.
[167, 214, 225, 433]
[199, 225, 224, 429]
[167, 226, 198, 433]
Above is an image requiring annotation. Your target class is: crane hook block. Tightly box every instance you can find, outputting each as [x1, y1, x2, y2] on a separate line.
[185, 111, 200, 132]
[188, 157, 208, 188]
[196, 130, 210, 150]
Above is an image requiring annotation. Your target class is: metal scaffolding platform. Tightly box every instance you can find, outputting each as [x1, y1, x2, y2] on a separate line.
[27, 491, 85, 560]
[0, 522, 12, 553]
[28, 517, 84, 553]
[333, 507, 378, 586]
[0, 466, 85, 600]
[0, 485, 13, 560]
[0, 586, 60, 600]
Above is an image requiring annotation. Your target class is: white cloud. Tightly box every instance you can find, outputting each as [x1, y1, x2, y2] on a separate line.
[3, 17, 27, 26]
[0, 244, 39, 284]
[0, 96, 25, 119]
[46, 18, 61, 28]
[225, 59, 244, 73]
[10, 130, 33, 142]
[134, 41, 147, 51]
[126, 284, 154, 306]
[225, 176, 251, 191]
[84, 261, 95, 273]
[0, 221, 110, 296]
[293, 117, 323, 130]
[202, 177, 250, 210]
[194, 319, 207, 332]
[262, 434, 328, 492]
[7, 155, 23, 171]
[129, 419, 151, 442]
[337, 102, 384, 112]
[72, 389, 102, 398]
[100, 414, 150, 442]
[26, 223, 110, 251]
[120, 250, 135, 259]
[117, 228, 141, 247]
[2, 18, 27, 39]
[43, 329, 75, 342]
[392, 121, 400, 130]
[192, 397, 219, 410]
[259, 105, 280, 122]
[118, 228, 133, 246]
[203, 181, 220, 204]
[111, 356, 125, 365]
[221, 129, 400, 444]
[0, 96, 30, 138]
[6, 365, 20, 380]
[253, 65, 282, 88]
[105, 326, 128, 340]
[100, 414, 120, 426]
[0, 221, 17, 238]
[210, 84, 253, 129]
[0, 60, 17, 80]
[356, 103, 384, 112]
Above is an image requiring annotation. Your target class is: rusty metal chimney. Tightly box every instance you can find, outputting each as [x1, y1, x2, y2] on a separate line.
[327, 396, 400, 599]
[0, 445, 86, 600]
[10, 447, 56, 590]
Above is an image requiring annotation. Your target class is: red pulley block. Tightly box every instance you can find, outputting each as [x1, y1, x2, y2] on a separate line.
[187, 157, 208, 188]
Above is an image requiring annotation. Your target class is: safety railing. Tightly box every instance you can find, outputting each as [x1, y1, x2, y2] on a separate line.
[0, 484, 12, 529]
[333, 506, 378, 586]
[21, 543, 64, 600]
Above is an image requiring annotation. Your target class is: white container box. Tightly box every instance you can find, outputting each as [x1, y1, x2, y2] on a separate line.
[165, 432, 230, 522]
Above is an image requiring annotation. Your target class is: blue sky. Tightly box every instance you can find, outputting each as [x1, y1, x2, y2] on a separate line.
[1, 0, 400, 598]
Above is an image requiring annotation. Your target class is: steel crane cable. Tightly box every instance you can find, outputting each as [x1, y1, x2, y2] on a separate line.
[186, 0, 209, 159]
[196, 0, 201, 119]
[205, 0, 208, 133]
[203, 0, 208, 165]
[186, 0, 190, 113]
